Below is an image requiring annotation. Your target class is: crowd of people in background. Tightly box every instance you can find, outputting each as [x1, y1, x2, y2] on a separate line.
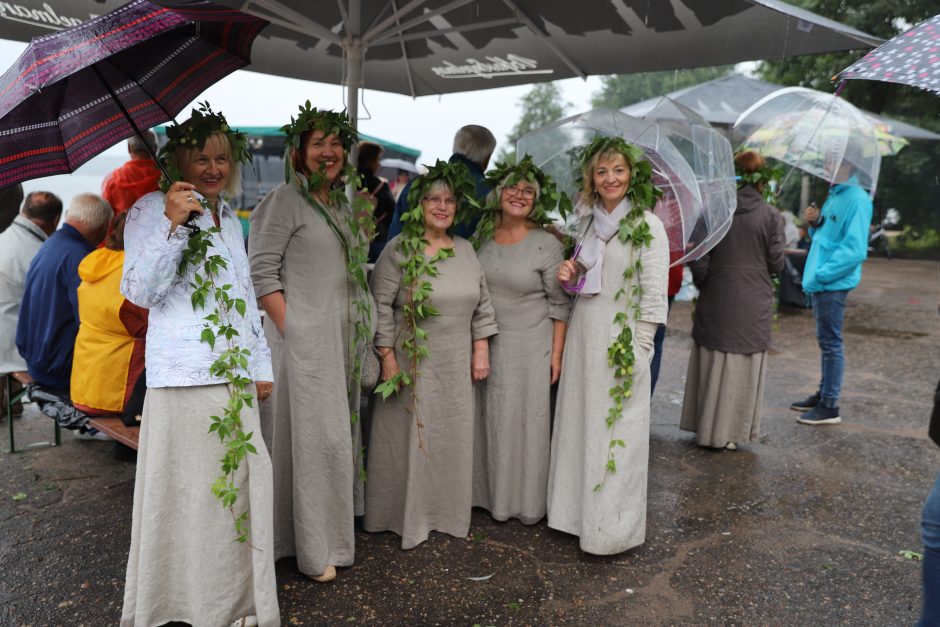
[0, 99, 893, 626]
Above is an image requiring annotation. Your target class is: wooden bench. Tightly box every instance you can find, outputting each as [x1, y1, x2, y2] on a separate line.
[4, 371, 61, 453]
[86, 417, 140, 450]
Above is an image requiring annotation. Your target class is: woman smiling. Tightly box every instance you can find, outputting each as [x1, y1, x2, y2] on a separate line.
[548, 138, 669, 556]
[365, 160, 497, 550]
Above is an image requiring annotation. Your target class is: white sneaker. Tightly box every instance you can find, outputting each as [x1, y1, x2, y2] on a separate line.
[73, 428, 112, 441]
[230, 616, 258, 627]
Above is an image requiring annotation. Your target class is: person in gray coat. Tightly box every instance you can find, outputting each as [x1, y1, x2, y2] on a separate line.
[680, 150, 785, 450]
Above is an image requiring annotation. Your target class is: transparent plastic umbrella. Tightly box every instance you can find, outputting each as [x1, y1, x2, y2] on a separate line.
[733, 87, 882, 195]
[641, 97, 737, 265]
[516, 108, 704, 262]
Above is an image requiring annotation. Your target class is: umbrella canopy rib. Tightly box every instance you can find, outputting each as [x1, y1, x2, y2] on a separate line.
[390, 0, 417, 98]
[367, 0, 476, 46]
[248, 0, 342, 44]
[363, 0, 431, 43]
[501, 0, 585, 80]
[375, 17, 519, 47]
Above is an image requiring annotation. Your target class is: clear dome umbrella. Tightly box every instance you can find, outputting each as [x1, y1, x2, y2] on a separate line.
[641, 97, 737, 265]
[733, 87, 883, 196]
[516, 108, 705, 263]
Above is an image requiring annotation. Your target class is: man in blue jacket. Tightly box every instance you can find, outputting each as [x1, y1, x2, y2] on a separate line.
[16, 193, 112, 436]
[790, 166, 873, 425]
[379, 124, 496, 255]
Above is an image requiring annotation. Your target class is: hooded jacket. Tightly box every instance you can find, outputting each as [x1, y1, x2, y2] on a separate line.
[690, 185, 786, 354]
[801, 178, 872, 294]
[71, 248, 148, 414]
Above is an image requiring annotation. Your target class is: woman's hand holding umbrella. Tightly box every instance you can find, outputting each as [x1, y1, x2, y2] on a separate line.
[164, 181, 202, 234]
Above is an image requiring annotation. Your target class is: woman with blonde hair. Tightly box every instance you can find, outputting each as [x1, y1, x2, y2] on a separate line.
[121, 105, 278, 627]
[680, 150, 785, 449]
[549, 137, 669, 555]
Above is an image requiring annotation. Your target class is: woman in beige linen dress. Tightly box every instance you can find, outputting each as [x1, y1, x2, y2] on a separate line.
[365, 164, 498, 549]
[472, 160, 571, 525]
[680, 150, 785, 449]
[121, 110, 279, 626]
[249, 108, 369, 583]
[549, 140, 669, 555]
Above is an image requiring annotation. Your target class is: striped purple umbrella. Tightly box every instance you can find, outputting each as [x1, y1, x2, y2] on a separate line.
[0, 0, 267, 187]
[836, 14, 940, 96]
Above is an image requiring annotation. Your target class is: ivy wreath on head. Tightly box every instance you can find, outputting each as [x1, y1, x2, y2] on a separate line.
[470, 154, 573, 250]
[735, 158, 783, 205]
[374, 159, 478, 452]
[163, 102, 258, 543]
[280, 101, 375, 481]
[575, 136, 664, 492]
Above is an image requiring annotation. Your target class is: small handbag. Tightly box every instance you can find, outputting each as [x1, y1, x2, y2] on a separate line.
[359, 344, 382, 391]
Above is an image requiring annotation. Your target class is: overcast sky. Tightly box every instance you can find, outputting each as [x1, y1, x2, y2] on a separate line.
[0, 37, 605, 165]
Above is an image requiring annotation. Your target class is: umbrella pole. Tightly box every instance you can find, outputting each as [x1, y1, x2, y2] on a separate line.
[90, 65, 172, 182]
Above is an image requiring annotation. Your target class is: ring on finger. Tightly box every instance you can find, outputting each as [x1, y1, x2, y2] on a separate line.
[187, 195, 194, 204]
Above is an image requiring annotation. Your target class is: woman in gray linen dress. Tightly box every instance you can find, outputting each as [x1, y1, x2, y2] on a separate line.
[249, 108, 369, 583]
[365, 163, 498, 550]
[549, 139, 669, 555]
[680, 150, 785, 449]
[471, 160, 571, 525]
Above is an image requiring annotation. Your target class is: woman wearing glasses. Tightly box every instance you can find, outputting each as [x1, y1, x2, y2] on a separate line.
[471, 160, 571, 525]
[365, 162, 498, 549]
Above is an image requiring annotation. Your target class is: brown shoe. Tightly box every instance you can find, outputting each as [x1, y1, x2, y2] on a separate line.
[308, 565, 336, 583]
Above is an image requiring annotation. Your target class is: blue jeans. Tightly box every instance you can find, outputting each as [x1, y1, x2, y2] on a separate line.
[650, 297, 675, 395]
[921, 472, 940, 626]
[810, 290, 848, 406]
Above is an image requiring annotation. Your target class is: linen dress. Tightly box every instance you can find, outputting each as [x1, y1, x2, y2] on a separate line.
[546, 210, 669, 555]
[680, 185, 785, 447]
[249, 182, 367, 576]
[121, 191, 278, 627]
[472, 229, 570, 524]
[365, 236, 498, 549]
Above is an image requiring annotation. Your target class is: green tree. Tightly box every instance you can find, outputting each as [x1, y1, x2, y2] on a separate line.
[499, 82, 570, 162]
[756, 0, 940, 231]
[590, 66, 735, 109]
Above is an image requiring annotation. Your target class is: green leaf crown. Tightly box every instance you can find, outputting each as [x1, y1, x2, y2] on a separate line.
[280, 102, 358, 190]
[158, 102, 250, 193]
[483, 154, 573, 225]
[576, 136, 663, 211]
[403, 159, 480, 235]
[735, 159, 784, 190]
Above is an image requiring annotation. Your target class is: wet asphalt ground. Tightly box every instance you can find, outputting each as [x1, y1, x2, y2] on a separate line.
[1, 257, 938, 626]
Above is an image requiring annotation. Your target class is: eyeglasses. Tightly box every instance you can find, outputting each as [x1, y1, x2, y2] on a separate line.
[422, 195, 458, 208]
[503, 186, 536, 200]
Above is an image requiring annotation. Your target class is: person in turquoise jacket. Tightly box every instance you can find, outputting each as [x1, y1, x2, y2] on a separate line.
[789, 171, 872, 425]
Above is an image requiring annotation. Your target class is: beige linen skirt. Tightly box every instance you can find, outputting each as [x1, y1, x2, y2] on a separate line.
[680, 344, 767, 448]
[121, 384, 280, 627]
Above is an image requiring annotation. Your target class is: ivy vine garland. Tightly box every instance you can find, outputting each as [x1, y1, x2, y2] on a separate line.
[575, 137, 663, 492]
[163, 104, 257, 543]
[735, 158, 783, 204]
[281, 101, 374, 481]
[470, 154, 573, 250]
[374, 159, 478, 451]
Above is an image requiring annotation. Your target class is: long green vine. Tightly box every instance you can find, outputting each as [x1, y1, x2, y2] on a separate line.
[575, 138, 663, 492]
[281, 102, 374, 481]
[374, 160, 478, 452]
[159, 103, 257, 542]
[470, 154, 572, 250]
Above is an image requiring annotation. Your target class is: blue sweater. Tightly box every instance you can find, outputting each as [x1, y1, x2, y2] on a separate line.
[16, 224, 93, 388]
[802, 179, 872, 294]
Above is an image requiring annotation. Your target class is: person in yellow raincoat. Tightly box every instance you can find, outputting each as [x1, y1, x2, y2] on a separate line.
[71, 212, 148, 421]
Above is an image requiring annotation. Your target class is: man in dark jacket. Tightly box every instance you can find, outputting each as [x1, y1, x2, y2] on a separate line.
[382, 125, 496, 253]
[16, 193, 112, 437]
